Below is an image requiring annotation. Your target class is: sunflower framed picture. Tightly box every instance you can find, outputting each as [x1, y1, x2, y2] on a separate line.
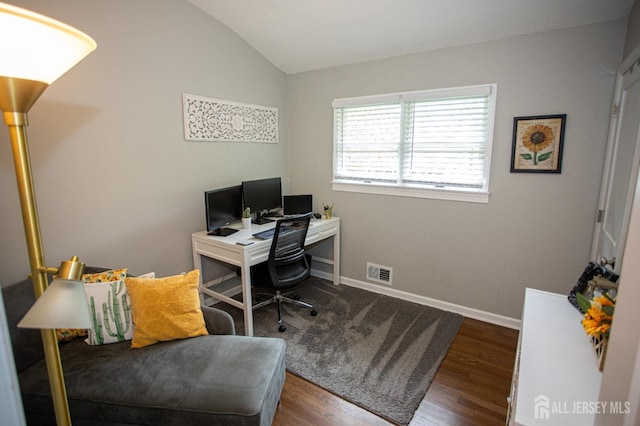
[510, 114, 566, 173]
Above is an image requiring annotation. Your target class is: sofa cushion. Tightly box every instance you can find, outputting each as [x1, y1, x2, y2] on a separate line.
[126, 270, 208, 348]
[19, 335, 286, 426]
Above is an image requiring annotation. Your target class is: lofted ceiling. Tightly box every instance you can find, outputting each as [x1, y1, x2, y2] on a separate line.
[186, 0, 634, 75]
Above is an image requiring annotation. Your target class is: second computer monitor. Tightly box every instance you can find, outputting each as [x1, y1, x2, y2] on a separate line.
[284, 194, 313, 215]
[205, 185, 242, 236]
[241, 177, 282, 223]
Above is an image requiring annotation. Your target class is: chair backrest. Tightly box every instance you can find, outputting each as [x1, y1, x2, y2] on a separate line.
[267, 214, 312, 288]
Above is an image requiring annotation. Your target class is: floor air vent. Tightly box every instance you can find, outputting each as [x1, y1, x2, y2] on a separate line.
[366, 262, 393, 285]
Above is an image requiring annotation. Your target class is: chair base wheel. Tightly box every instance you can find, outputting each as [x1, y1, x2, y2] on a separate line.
[311, 310, 317, 316]
[278, 325, 286, 332]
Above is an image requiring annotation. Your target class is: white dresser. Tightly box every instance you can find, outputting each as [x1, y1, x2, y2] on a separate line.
[507, 288, 603, 425]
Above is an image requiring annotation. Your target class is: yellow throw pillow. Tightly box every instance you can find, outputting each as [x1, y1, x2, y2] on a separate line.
[126, 270, 208, 349]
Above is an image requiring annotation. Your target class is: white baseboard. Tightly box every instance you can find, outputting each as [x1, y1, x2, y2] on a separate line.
[311, 269, 521, 330]
[208, 268, 522, 329]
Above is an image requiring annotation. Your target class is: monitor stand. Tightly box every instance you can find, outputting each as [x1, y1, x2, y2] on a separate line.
[207, 227, 239, 236]
[252, 217, 272, 225]
[253, 211, 276, 225]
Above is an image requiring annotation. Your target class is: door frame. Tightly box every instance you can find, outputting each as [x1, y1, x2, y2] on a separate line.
[590, 53, 640, 273]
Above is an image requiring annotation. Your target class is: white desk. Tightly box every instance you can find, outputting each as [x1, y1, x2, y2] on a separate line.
[191, 217, 340, 336]
[508, 288, 602, 425]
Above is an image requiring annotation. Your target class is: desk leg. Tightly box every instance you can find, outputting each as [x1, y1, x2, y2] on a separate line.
[193, 251, 205, 305]
[240, 252, 254, 336]
[333, 232, 340, 285]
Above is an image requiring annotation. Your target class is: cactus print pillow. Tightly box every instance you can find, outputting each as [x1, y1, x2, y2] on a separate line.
[84, 279, 134, 345]
[56, 268, 128, 342]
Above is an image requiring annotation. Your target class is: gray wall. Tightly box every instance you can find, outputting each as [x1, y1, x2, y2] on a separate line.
[287, 20, 626, 319]
[0, 1, 628, 321]
[0, 0, 288, 285]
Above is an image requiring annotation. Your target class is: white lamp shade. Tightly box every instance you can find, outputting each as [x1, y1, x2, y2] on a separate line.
[0, 2, 96, 84]
[18, 279, 92, 329]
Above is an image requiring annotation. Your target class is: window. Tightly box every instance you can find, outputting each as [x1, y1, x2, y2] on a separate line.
[332, 84, 496, 203]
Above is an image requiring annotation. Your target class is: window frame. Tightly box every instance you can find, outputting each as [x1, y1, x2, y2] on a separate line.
[332, 84, 497, 204]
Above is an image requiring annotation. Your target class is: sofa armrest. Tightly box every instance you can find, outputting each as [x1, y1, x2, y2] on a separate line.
[201, 306, 235, 335]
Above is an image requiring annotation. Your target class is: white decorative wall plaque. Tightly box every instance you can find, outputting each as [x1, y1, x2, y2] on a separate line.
[183, 94, 278, 143]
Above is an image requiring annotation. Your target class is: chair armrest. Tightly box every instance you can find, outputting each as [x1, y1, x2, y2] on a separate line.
[201, 306, 236, 335]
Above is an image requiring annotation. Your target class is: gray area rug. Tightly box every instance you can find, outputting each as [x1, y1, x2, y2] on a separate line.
[219, 277, 463, 425]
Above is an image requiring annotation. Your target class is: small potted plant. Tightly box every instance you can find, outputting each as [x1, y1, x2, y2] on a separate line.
[242, 207, 252, 229]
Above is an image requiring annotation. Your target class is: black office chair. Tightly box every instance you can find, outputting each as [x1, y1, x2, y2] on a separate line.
[251, 214, 317, 332]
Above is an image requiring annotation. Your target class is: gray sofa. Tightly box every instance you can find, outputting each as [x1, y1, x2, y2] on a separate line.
[2, 269, 286, 425]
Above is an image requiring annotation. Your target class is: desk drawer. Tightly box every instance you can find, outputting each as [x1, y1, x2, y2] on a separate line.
[306, 223, 339, 245]
[193, 238, 242, 265]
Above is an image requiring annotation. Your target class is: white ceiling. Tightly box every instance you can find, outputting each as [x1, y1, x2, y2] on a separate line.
[187, 0, 634, 74]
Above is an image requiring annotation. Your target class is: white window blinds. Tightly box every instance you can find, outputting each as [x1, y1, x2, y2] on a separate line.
[334, 103, 401, 183]
[333, 84, 496, 201]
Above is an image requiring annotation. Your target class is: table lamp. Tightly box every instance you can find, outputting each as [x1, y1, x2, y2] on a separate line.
[0, 2, 96, 425]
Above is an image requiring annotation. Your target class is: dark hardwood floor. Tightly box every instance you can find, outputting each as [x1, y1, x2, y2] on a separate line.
[272, 318, 519, 426]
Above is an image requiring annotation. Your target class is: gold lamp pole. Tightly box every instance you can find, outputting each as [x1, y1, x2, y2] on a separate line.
[0, 3, 96, 425]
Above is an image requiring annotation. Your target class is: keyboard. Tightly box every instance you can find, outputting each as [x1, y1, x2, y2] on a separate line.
[253, 226, 294, 240]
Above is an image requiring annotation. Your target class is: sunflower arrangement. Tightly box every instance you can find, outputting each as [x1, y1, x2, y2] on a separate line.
[520, 124, 555, 165]
[576, 292, 615, 338]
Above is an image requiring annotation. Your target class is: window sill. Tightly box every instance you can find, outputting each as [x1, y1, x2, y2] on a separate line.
[331, 181, 489, 204]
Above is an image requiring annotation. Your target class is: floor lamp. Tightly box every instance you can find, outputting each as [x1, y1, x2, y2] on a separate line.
[0, 3, 96, 425]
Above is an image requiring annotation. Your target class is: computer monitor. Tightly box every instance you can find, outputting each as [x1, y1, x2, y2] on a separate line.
[205, 185, 242, 236]
[241, 177, 282, 224]
[284, 194, 313, 216]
